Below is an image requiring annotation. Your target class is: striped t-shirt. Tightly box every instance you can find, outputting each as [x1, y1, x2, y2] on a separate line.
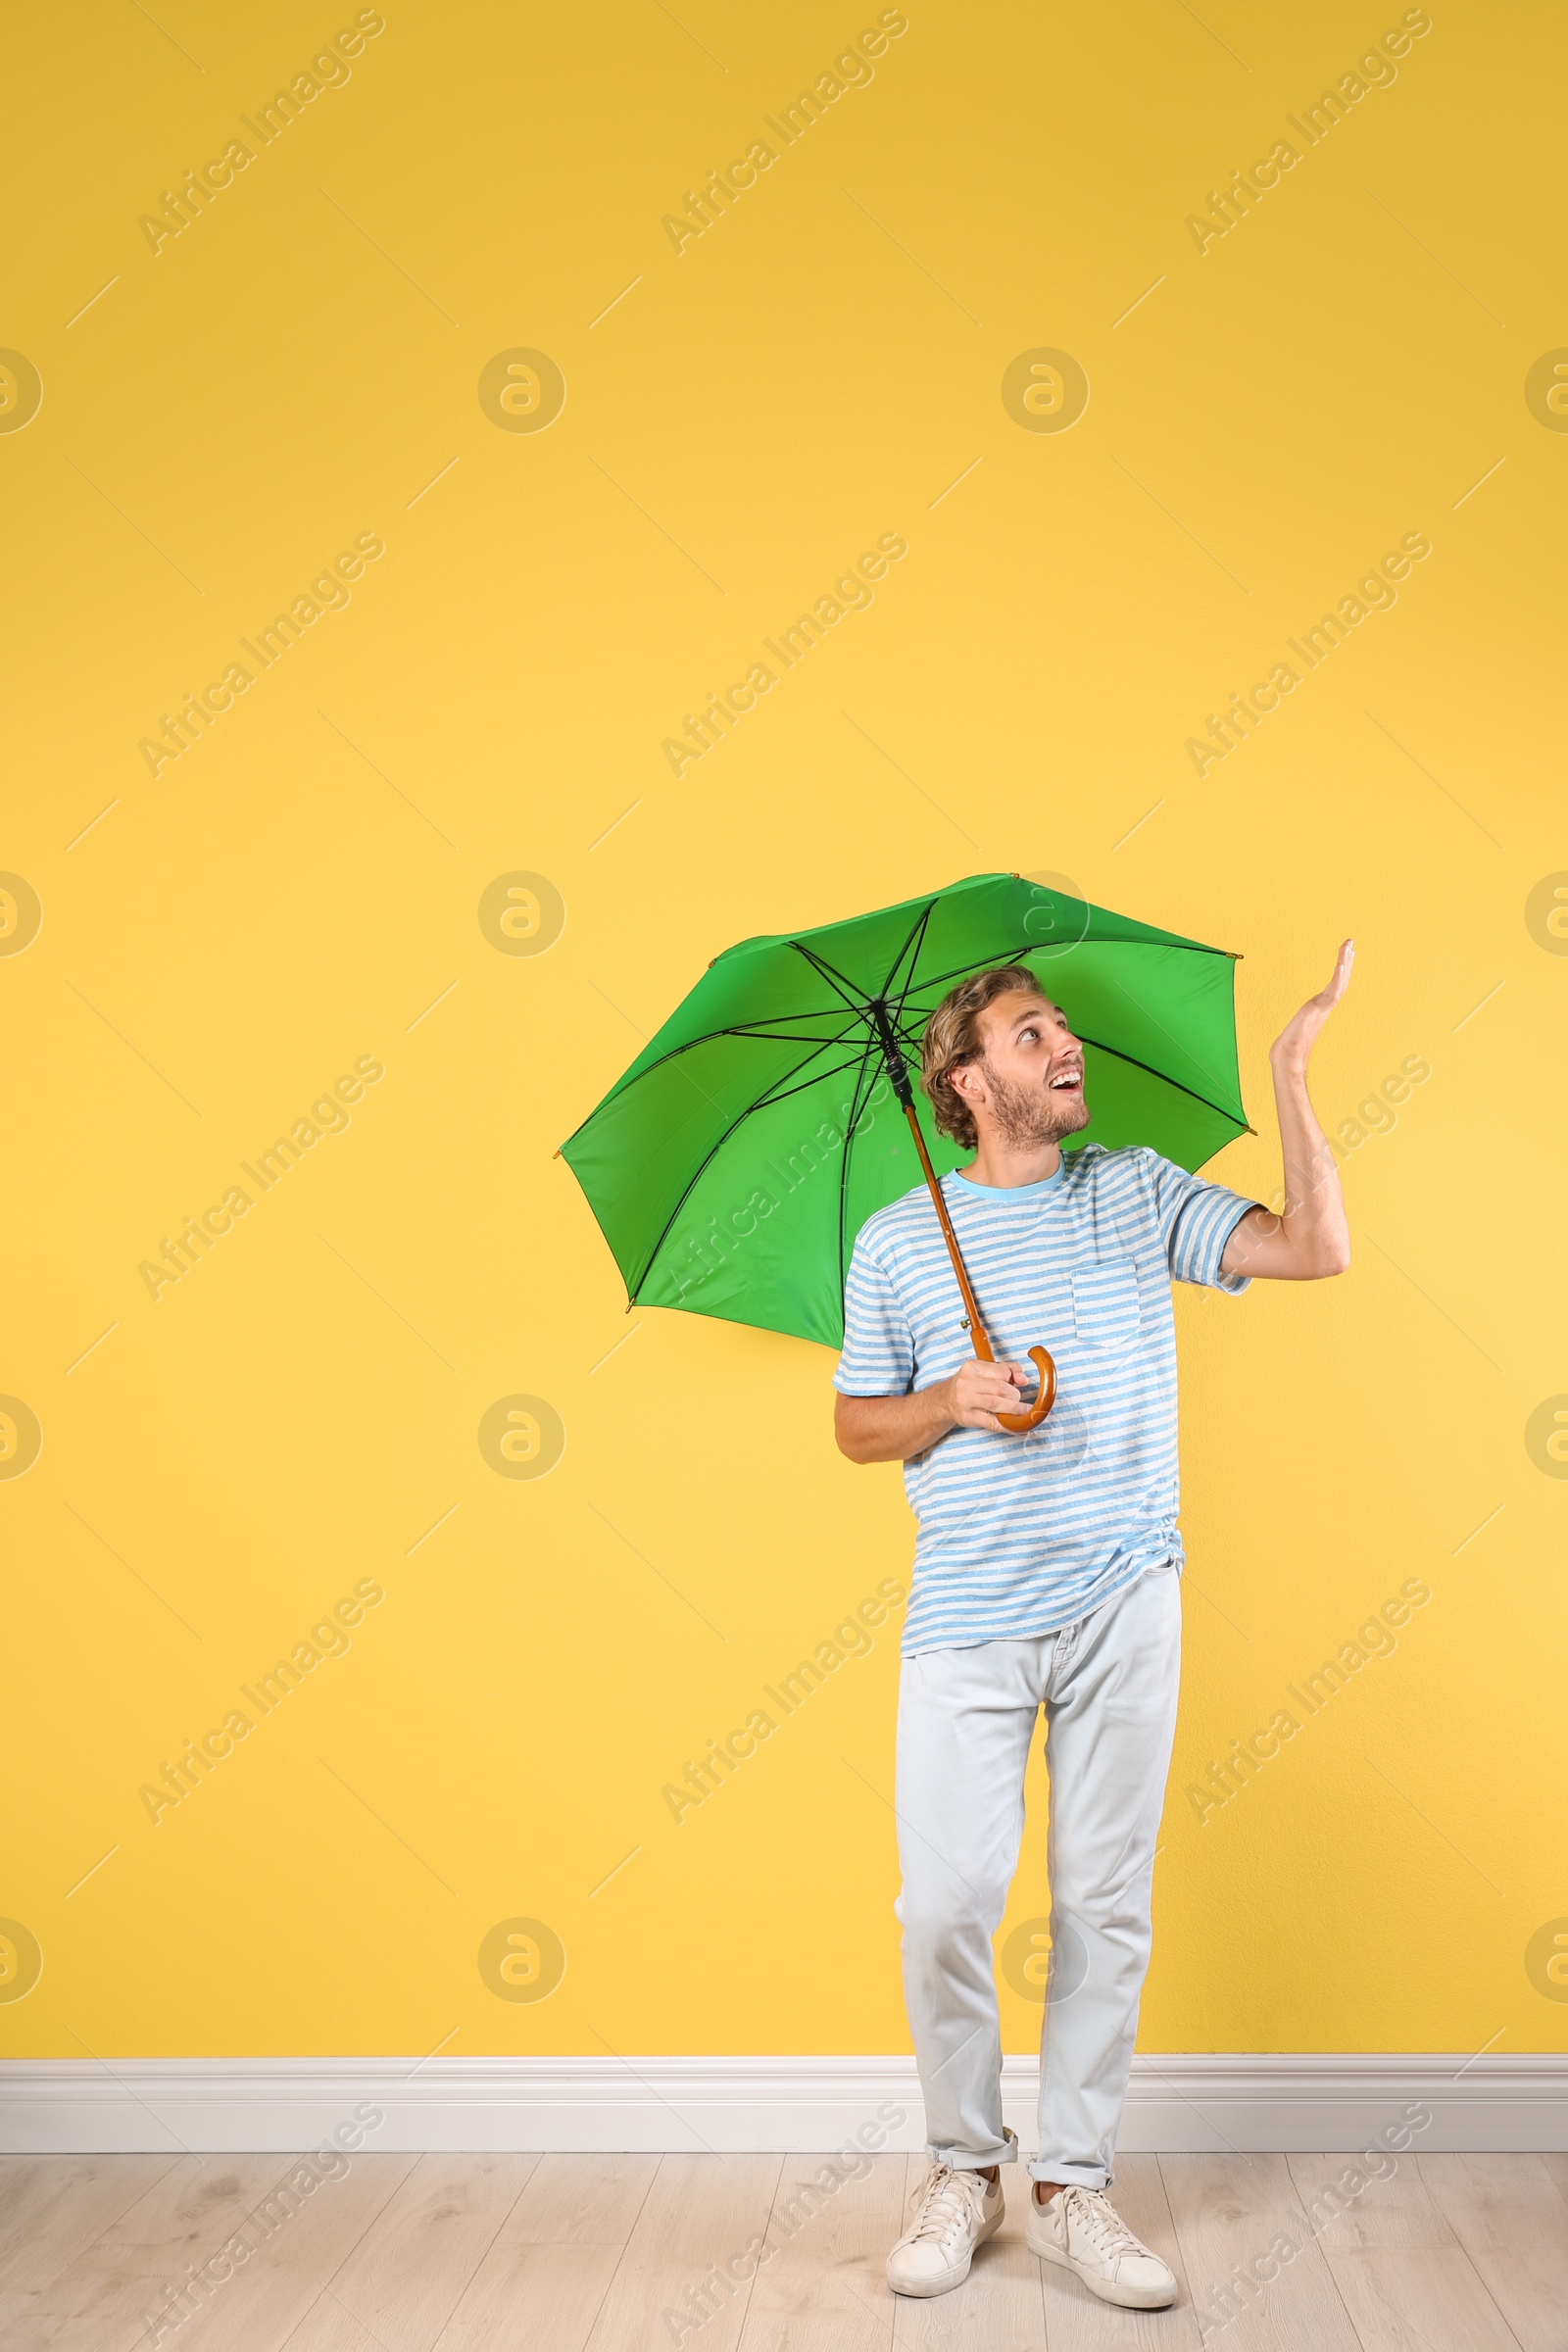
[833, 1144, 1260, 1655]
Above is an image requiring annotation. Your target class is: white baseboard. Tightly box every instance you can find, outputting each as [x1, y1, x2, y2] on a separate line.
[1, 2054, 1563, 2155]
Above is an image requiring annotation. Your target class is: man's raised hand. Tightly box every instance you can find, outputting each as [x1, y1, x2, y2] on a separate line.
[1269, 937, 1354, 1075]
[1219, 935, 1355, 1283]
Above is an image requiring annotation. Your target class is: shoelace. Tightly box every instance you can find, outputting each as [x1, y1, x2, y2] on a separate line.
[906, 2163, 986, 2248]
[1061, 2187, 1146, 2264]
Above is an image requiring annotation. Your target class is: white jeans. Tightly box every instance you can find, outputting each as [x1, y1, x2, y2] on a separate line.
[893, 1564, 1181, 2188]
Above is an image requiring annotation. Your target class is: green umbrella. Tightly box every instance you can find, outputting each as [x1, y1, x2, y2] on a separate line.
[560, 871, 1248, 1427]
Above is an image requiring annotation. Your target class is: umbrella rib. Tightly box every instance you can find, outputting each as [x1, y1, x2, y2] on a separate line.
[1075, 1029, 1244, 1125]
[787, 940, 873, 1017]
[837, 1023, 884, 1309]
[879, 901, 938, 1083]
[878, 897, 940, 1013]
[622, 1035, 874, 1300]
[742, 1043, 877, 1117]
[890, 931, 1246, 1123]
[623, 1044, 829, 1300]
[1090, 962, 1242, 1106]
[908, 929, 1235, 1007]
[1073, 1032, 1245, 1125]
[710, 1021, 866, 1047]
[883, 1003, 1244, 1129]
[559, 1010, 860, 1144]
[904, 929, 1245, 1104]
[575, 906, 1001, 1140]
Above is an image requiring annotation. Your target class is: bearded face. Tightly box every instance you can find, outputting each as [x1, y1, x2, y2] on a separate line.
[975, 1051, 1090, 1149]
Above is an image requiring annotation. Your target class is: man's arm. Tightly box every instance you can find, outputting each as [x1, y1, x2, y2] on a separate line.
[1220, 938, 1354, 1283]
[835, 1357, 1037, 1464]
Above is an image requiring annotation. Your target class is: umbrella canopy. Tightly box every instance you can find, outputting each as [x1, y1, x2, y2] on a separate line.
[560, 872, 1249, 1349]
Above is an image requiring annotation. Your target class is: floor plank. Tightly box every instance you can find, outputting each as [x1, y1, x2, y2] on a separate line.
[581, 2154, 784, 2352]
[426, 2153, 662, 2351]
[137, 2152, 416, 2352]
[0, 2155, 173, 2274]
[737, 2148, 906, 2350]
[0, 2156, 184, 2343]
[1160, 2151, 1362, 2349]
[1539, 2152, 1568, 2222]
[441, 2240, 629, 2352]
[1285, 2152, 1458, 2252]
[81, 2150, 309, 2274]
[1316, 2247, 1521, 2352]
[504, 2151, 661, 2244]
[1421, 2154, 1568, 2352]
[1289, 2153, 1518, 2352]
[280, 2152, 540, 2351]
[0, 2153, 292, 2348]
[17, 2152, 415, 2352]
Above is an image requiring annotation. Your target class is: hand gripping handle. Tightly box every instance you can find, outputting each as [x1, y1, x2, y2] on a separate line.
[996, 1346, 1056, 1433]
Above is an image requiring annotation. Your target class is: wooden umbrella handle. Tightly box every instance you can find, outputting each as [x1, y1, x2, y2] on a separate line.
[900, 1102, 1056, 1436]
[997, 1347, 1056, 1432]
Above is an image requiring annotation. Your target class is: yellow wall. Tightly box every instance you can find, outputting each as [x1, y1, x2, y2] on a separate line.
[3, 0, 1564, 2061]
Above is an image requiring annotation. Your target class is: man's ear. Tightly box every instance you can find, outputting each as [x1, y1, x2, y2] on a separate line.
[948, 1059, 984, 1113]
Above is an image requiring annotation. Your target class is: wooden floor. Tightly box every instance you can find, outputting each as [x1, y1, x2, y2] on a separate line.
[2, 2148, 1565, 2351]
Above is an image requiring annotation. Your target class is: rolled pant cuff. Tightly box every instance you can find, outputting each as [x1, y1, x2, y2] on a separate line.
[931, 2125, 1018, 2171]
[1028, 2160, 1109, 2188]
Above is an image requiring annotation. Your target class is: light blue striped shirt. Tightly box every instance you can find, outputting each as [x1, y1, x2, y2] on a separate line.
[833, 1144, 1260, 1655]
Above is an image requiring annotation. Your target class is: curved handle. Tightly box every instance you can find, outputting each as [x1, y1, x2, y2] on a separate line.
[996, 1346, 1056, 1434]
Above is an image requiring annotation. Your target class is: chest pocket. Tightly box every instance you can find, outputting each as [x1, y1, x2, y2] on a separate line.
[1070, 1258, 1142, 1351]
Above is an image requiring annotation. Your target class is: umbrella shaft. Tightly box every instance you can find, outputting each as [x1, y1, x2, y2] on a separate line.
[901, 1104, 997, 1364]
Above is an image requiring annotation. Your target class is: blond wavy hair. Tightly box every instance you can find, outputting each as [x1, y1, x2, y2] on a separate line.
[919, 965, 1044, 1151]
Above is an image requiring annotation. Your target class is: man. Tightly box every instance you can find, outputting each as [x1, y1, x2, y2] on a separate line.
[833, 946, 1352, 2310]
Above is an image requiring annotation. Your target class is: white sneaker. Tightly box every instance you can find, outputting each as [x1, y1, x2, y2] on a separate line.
[885, 2161, 1004, 2297]
[1027, 2183, 1177, 2308]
